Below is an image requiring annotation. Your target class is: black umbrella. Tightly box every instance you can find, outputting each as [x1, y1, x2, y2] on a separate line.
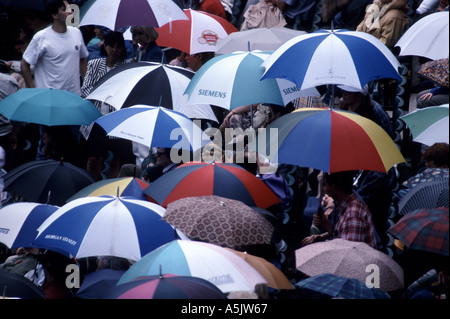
[398, 180, 449, 216]
[0, 271, 45, 299]
[3, 159, 95, 206]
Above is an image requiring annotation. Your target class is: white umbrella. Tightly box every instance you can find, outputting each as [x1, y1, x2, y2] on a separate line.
[395, 11, 449, 60]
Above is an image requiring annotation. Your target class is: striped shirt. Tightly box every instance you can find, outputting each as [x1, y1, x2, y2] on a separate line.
[333, 192, 378, 249]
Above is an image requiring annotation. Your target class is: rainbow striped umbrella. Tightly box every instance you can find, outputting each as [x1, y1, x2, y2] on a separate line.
[260, 107, 405, 173]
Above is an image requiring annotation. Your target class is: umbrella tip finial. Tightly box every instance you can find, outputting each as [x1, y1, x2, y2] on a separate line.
[248, 41, 251, 52]
[116, 186, 120, 198]
[159, 265, 163, 278]
[60, 157, 64, 165]
[47, 191, 51, 204]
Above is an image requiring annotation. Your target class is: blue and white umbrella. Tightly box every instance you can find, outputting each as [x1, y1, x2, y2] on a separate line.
[185, 50, 319, 111]
[261, 29, 402, 91]
[94, 105, 210, 152]
[32, 196, 178, 261]
[0, 202, 58, 249]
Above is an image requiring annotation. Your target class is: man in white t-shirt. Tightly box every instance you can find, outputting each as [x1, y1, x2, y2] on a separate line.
[21, 0, 88, 95]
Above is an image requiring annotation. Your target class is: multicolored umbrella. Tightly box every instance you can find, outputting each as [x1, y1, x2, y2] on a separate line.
[66, 177, 150, 202]
[79, 0, 189, 31]
[32, 196, 178, 261]
[117, 240, 268, 293]
[261, 29, 402, 91]
[295, 238, 404, 292]
[400, 104, 449, 146]
[0, 202, 58, 249]
[162, 195, 275, 249]
[388, 207, 449, 256]
[185, 50, 319, 111]
[418, 58, 449, 88]
[155, 9, 238, 55]
[0, 88, 101, 126]
[94, 106, 210, 151]
[85, 62, 217, 122]
[102, 273, 227, 299]
[395, 11, 449, 60]
[260, 107, 405, 173]
[295, 273, 391, 299]
[144, 162, 280, 209]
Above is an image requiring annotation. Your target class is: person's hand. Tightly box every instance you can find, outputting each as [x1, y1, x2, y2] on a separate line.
[301, 235, 319, 246]
[321, 194, 334, 210]
[419, 92, 433, 101]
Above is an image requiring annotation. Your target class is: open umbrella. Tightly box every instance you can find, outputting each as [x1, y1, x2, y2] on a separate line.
[225, 248, 293, 290]
[398, 180, 449, 216]
[395, 11, 449, 60]
[295, 238, 404, 292]
[400, 104, 449, 146]
[185, 50, 319, 111]
[215, 27, 306, 55]
[0, 202, 58, 249]
[418, 58, 449, 88]
[66, 177, 150, 202]
[102, 273, 227, 299]
[32, 196, 178, 261]
[162, 195, 275, 249]
[295, 273, 391, 299]
[155, 9, 238, 55]
[94, 105, 210, 152]
[261, 29, 402, 91]
[388, 207, 449, 257]
[259, 107, 405, 173]
[144, 162, 280, 209]
[75, 269, 126, 299]
[2, 159, 95, 206]
[0, 88, 101, 126]
[85, 62, 217, 122]
[117, 240, 268, 293]
[79, 0, 189, 31]
[0, 271, 46, 299]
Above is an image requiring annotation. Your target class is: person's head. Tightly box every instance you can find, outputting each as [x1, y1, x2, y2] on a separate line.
[422, 143, 449, 168]
[265, 103, 294, 125]
[184, 52, 214, 71]
[93, 25, 109, 40]
[323, 170, 358, 197]
[338, 84, 370, 112]
[45, 0, 71, 23]
[130, 25, 159, 46]
[154, 147, 173, 168]
[101, 31, 128, 61]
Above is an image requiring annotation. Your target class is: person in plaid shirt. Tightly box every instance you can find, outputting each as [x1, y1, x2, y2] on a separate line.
[302, 171, 378, 249]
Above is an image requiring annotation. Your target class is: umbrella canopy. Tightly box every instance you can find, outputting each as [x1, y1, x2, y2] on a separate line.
[155, 9, 238, 55]
[185, 50, 319, 111]
[295, 238, 404, 292]
[2, 159, 95, 206]
[94, 105, 210, 152]
[0, 202, 58, 249]
[418, 58, 449, 88]
[76, 269, 126, 299]
[32, 196, 178, 261]
[144, 162, 280, 209]
[85, 62, 217, 122]
[117, 240, 268, 293]
[398, 180, 449, 216]
[261, 29, 402, 91]
[395, 11, 449, 60]
[400, 104, 449, 146]
[215, 27, 307, 55]
[295, 273, 391, 299]
[0, 271, 46, 299]
[259, 107, 405, 173]
[162, 195, 275, 249]
[388, 207, 449, 257]
[79, 0, 189, 31]
[0, 88, 101, 126]
[102, 273, 227, 299]
[66, 177, 150, 202]
[225, 248, 293, 290]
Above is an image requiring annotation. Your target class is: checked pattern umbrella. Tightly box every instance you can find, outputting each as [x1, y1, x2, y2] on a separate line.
[388, 207, 449, 256]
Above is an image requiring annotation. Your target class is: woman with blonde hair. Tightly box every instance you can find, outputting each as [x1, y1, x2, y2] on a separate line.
[130, 25, 166, 63]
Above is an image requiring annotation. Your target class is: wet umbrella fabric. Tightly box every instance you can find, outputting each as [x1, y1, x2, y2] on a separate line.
[32, 196, 178, 261]
[398, 180, 449, 216]
[117, 240, 268, 293]
[144, 162, 280, 209]
[295, 273, 391, 299]
[0, 271, 46, 299]
[75, 269, 126, 299]
[0, 88, 101, 126]
[163, 195, 275, 249]
[2, 159, 95, 206]
[102, 274, 226, 299]
[417, 58, 449, 88]
[295, 238, 404, 292]
[388, 207, 449, 257]
[0, 202, 58, 249]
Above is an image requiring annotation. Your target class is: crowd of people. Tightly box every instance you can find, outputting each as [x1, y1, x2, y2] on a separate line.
[0, 0, 449, 300]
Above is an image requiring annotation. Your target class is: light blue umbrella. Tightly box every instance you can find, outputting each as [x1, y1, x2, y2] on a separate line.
[0, 88, 102, 126]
